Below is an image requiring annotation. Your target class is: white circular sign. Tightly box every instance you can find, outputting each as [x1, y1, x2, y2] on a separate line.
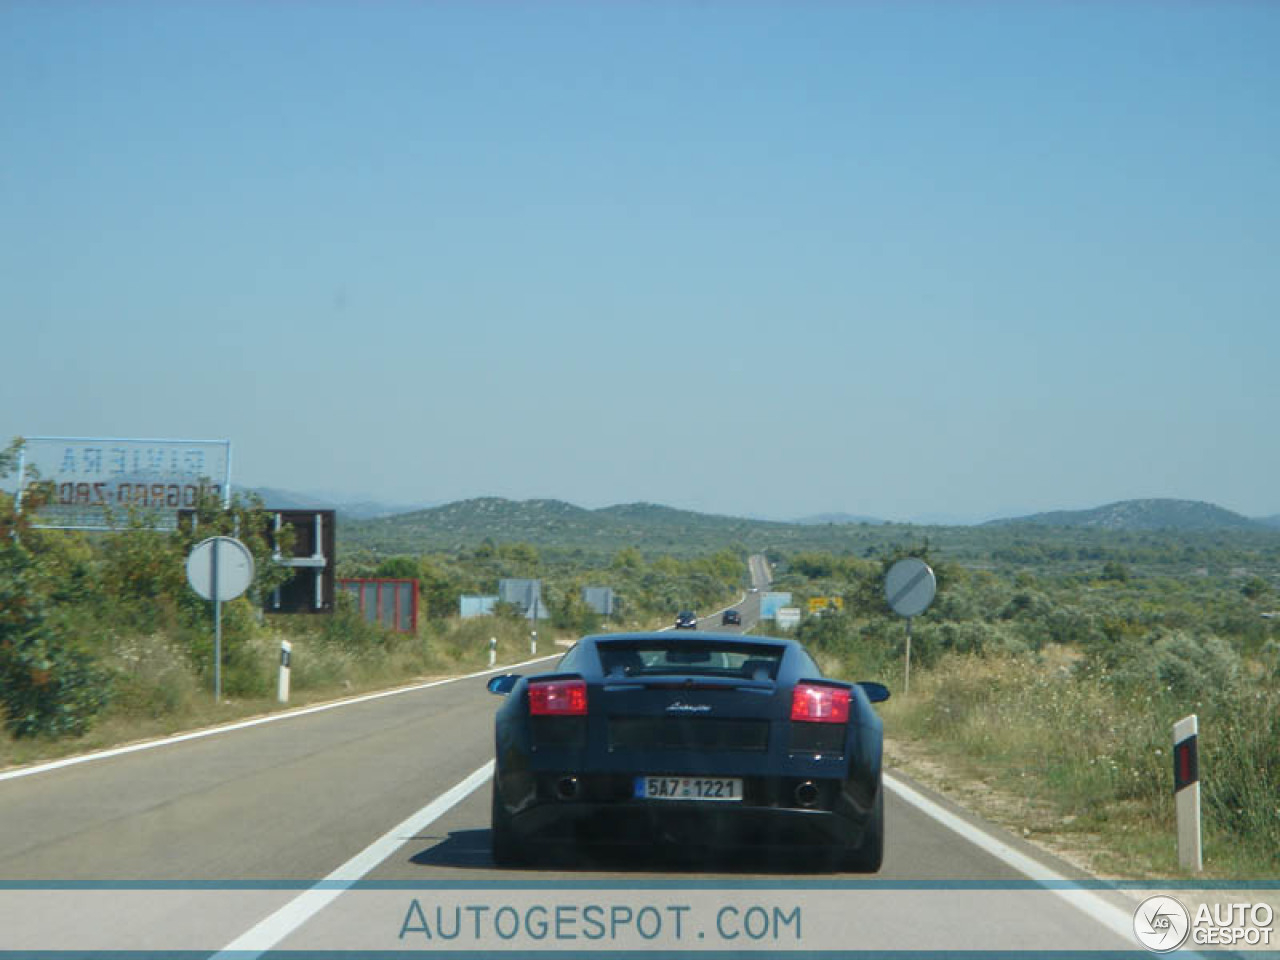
[1132, 895, 1190, 953]
[186, 536, 255, 602]
[884, 558, 936, 618]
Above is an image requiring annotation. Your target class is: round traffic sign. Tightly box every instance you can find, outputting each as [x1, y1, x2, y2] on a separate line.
[885, 558, 936, 618]
[186, 536, 255, 602]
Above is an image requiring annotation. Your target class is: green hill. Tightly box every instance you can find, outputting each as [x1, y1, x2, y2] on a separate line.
[987, 498, 1263, 532]
[342, 497, 792, 556]
[338, 496, 1280, 575]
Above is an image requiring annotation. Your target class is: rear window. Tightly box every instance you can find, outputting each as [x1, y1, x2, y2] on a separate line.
[597, 641, 785, 681]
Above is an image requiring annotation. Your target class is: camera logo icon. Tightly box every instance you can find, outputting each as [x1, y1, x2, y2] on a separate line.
[1134, 895, 1190, 952]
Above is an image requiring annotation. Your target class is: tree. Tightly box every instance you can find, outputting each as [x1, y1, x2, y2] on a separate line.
[1100, 560, 1130, 583]
[0, 439, 111, 737]
[375, 556, 419, 579]
[1241, 576, 1269, 601]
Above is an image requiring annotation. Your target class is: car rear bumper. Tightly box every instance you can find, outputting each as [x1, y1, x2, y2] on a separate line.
[500, 772, 876, 851]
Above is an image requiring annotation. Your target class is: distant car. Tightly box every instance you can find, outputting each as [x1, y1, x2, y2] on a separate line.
[749, 587, 759, 593]
[721, 609, 742, 626]
[486, 631, 890, 870]
[674, 611, 698, 629]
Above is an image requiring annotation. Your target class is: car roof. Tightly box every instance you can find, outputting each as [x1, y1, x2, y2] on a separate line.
[586, 631, 793, 650]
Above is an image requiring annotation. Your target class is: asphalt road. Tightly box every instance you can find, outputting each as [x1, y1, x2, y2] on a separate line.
[0, 651, 1142, 953]
[682, 552, 769, 634]
[0, 669, 1094, 881]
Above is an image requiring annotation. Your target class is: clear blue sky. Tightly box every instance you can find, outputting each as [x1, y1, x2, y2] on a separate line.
[3, 1, 1277, 522]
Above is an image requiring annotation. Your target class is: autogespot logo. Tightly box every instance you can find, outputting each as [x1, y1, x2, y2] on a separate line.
[1134, 895, 1191, 952]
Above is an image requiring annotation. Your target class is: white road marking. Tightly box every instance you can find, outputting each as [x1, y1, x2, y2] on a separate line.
[885, 772, 1136, 943]
[217, 767, 1142, 956]
[0, 656, 557, 783]
[214, 760, 494, 958]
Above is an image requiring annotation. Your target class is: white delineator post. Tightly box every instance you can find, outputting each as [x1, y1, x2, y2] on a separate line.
[489, 637, 497, 668]
[277, 640, 292, 704]
[1174, 714, 1202, 872]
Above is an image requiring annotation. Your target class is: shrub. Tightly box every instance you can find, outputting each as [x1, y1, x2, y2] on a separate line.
[1107, 631, 1243, 705]
[0, 482, 112, 738]
[0, 627, 112, 738]
[320, 591, 394, 651]
[105, 634, 201, 718]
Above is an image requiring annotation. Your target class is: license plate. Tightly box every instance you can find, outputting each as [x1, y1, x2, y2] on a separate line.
[635, 776, 743, 802]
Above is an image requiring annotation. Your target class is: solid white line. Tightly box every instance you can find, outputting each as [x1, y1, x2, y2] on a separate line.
[885, 772, 1136, 943]
[214, 760, 495, 958]
[0, 656, 557, 783]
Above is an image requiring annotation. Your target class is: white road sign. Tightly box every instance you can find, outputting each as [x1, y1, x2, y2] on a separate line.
[16, 436, 232, 530]
[186, 537, 255, 602]
[885, 558, 936, 618]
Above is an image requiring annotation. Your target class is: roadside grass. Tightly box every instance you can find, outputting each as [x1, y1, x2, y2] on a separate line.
[879, 650, 1279, 879]
[0, 614, 566, 772]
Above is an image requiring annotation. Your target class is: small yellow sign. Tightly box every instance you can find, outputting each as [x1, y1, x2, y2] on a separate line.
[807, 596, 844, 613]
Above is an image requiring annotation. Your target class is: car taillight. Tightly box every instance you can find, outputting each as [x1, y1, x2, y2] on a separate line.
[528, 679, 588, 716]
[790, 683, 850, 723]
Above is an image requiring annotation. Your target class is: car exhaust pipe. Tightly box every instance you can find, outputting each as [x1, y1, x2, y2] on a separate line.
[555, 777, 580, 801]
[794, 781, 818, 808]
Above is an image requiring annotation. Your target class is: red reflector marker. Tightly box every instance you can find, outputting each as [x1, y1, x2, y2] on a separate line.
[529, 679, 588, 716]
[790, 683, 850, 723]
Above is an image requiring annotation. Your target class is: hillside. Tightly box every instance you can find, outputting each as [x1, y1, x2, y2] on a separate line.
[338, 496, 1280, 569]
[792, 512, 884, 525]
[987, 498, 1263, 532]
[342, 497, 789, 556]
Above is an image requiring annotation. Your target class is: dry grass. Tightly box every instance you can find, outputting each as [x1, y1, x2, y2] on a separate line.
[0, 616, 565, 772]
[880, 650, 1278, 879]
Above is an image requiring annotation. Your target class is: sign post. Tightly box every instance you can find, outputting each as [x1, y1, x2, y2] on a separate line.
[884, 558, 937, 697]
[186, 536, 254, 701]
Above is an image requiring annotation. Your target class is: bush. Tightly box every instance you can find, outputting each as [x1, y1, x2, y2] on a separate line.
[320, 592, 394, 651]
[0, 493, 112, 738]
[0, 603, 112, 738]
[1106, 630, 1243, 705]
[105, 634, 201, 718]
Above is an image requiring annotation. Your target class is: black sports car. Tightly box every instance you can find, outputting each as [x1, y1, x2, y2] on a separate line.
[673, 610, 698, 629]
[486, 631, 889, 871]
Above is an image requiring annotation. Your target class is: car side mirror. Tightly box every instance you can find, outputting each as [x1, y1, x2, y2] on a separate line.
[858, 681, 890, 703]
[487, 674, 520, 695]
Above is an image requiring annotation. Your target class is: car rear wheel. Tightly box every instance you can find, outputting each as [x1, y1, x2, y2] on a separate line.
[839, 785, 884, 873]
[490, 780, 527, 868]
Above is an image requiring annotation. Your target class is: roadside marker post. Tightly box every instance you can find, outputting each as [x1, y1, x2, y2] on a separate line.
[277, 640, 292, 704]
[489, 637, 497, 668]
[1174, 714, 1202, 871]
